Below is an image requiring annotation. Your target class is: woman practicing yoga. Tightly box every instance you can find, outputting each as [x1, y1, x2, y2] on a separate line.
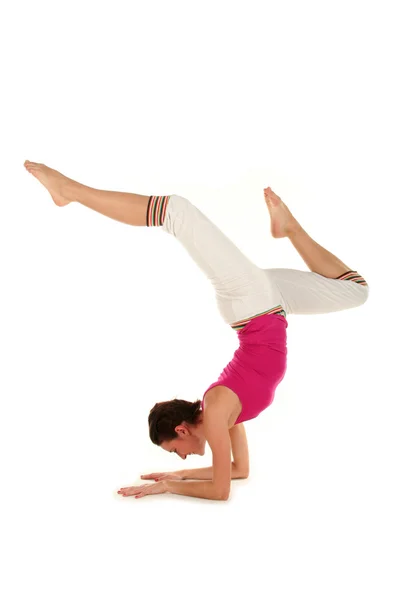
[24, 160, 369, 501]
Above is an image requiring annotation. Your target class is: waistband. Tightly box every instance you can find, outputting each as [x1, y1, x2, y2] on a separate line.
[230, 305, 287, 331]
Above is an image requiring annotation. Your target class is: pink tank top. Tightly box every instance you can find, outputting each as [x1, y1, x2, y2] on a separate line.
[202, 314, 288, 425]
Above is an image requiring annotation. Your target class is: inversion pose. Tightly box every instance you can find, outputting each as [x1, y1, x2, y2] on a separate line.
[24, 161, 369, 501]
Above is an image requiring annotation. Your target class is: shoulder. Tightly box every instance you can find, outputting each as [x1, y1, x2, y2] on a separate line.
[203, 386, 242, 427]
[203, 388, 230, 416]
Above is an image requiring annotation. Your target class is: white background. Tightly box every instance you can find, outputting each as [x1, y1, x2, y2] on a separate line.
[1, 1, 399, 598]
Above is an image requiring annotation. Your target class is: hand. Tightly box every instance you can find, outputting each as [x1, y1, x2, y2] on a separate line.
[140, 471, 183, 481]
[118, 480, 167, 499]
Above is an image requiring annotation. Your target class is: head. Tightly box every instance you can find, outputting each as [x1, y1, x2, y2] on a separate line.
[148, 398, 206, 459]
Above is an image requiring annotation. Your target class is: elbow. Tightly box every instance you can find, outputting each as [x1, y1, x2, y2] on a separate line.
[218, 488, 231, 501]
[233, 461, 249, 479]
[213, 485, 231, 501]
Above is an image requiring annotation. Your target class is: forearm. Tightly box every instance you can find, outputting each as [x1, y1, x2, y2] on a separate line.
[177, 462, 247, 481]
[164, 479, 226, 501]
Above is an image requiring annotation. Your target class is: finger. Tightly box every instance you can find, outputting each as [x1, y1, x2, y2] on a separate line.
[118, 489, 137, 497]
[118, 486, 143, 496]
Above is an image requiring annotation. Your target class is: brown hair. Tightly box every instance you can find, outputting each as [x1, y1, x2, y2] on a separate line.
[148, 397, 202, 445]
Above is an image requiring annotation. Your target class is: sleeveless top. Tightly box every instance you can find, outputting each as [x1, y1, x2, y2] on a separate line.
[202, 313, 288, 424]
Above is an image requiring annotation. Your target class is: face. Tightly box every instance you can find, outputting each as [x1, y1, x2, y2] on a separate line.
[160, 422, 206, 459]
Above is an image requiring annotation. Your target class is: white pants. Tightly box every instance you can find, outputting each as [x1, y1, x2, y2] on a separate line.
[158, 194, 369, 327]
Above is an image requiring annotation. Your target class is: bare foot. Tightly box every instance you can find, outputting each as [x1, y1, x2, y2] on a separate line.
[24, 161, 74, 207]
[263, 187, 300, 238]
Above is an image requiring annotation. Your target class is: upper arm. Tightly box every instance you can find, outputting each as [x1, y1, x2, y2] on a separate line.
[229, 423, 250, 477]
[203, 405, 232, 500]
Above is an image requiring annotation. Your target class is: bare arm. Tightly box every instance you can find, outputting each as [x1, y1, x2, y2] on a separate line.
[179, 425, 249, 479]
[143, 424, 250, 481]
[177, 461, 248, 480]
[165, 401, 233, 500]
[124, 398, 248, 501]
[229, 423, 250, 477]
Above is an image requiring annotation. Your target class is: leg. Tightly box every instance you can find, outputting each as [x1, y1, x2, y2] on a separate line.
[264, 267, 369, 315]
[160, 194, 285, 327]
[24, 161, 285, 327]
[24, 161, 150, 226]
[263, 188, 369, 315]
[264, 187, 352, 278]
[287, 227, 352, 279]
[70, 186, 151, 227]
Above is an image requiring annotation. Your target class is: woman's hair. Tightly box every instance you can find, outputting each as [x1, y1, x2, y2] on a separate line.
[148, 397, 202, 445]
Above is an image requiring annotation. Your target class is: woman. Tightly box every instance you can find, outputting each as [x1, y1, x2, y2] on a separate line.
[24, 160, 369, 501]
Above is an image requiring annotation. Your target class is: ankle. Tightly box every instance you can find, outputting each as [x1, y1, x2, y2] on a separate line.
[287, 221, 303, 239]
[64, 179, 83, 203]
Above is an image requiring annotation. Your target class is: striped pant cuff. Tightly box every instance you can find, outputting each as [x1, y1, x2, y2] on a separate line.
[336, 270, 368, 286]
[146, 196, 171, 227]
